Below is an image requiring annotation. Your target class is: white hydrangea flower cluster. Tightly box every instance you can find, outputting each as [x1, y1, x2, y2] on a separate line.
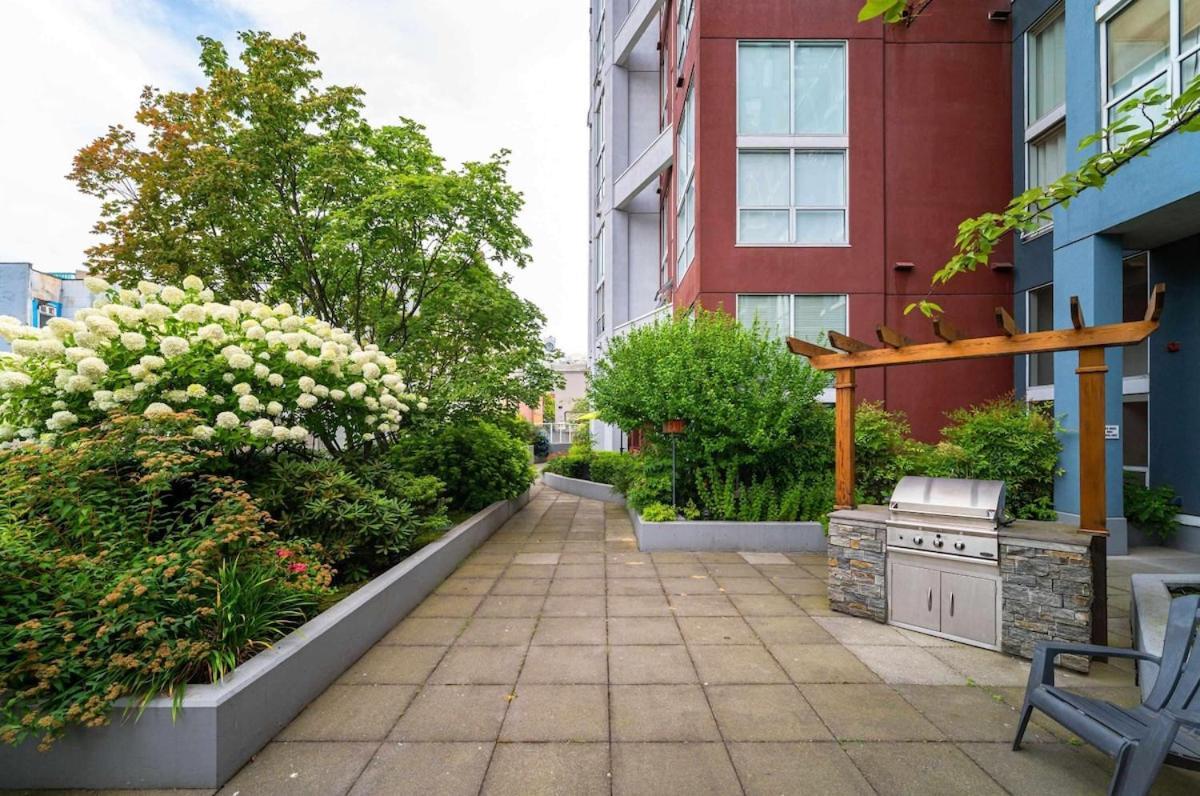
[0, 275, 427, 446]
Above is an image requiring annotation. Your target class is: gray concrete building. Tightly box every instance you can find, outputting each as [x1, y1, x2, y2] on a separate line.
[0, 263, 92, 351]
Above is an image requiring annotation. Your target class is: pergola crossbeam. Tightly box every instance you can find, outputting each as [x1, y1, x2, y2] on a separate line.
[995, 306, 1018, 337]
[828, 330, 874, 353]
[876, 324, 914, 348]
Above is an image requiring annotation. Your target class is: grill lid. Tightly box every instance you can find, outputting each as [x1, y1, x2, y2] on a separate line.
[888, 476, 1006, 526]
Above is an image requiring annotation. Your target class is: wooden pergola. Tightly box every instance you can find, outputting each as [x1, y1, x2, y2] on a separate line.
[787, 283, 1166, 646]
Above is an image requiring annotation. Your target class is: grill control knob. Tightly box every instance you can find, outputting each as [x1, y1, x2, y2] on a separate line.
[913, 536, 924, 545]
[932, 538, 944, 548]
[953, 541, 966, 551]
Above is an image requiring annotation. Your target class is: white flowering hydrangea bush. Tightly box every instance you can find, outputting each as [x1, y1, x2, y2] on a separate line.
[0, 276, 427, 449]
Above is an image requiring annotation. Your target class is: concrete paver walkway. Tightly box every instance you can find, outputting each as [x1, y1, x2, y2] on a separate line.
[39, 486, 1200, 795]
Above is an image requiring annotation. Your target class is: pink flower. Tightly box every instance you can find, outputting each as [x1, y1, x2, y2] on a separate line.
[288, 562, 308, 574]
[276, 548, 292, 559]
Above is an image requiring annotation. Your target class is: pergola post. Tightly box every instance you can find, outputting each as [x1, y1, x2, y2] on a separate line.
[834, 368, 856, 510]
[1076, 345, 1109, 648]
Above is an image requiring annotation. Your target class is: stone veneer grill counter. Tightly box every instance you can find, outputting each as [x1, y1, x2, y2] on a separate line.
[828, 506, 1093, 673]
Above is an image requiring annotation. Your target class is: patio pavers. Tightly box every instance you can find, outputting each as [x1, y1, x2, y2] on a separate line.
[194, 486, 1200, 794]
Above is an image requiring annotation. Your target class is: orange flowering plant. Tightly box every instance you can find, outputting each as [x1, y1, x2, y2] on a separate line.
[0, 413, 333, 750]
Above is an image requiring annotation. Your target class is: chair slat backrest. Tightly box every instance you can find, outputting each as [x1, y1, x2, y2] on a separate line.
[1149, 595, 1200, 712]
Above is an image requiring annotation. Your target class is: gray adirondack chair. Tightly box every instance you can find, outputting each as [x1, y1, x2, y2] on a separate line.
[1012, 594, 1200, 796]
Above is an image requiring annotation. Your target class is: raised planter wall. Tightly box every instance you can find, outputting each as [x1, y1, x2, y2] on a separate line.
[541, 471, 626, 504]
[0, 488, 534, 790]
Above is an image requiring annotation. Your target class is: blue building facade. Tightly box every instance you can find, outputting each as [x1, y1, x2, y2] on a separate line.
[1011, 0, 1200, 553]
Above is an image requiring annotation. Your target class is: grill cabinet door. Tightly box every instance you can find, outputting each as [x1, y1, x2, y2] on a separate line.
[940, 571, 997, 646]
[888, 560, 940, 631]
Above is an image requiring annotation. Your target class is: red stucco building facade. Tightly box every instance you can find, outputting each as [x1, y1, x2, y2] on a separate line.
[661, 0, 1015, 440]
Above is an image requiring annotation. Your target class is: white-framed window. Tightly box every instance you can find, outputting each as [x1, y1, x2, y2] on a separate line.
[594, 0, 606, 75]
[1123, 394, 1150, 483]
[736, 41, 848, 245]
[1122, 251, 1150, 386]
[1024, 6, 1067, 233]
[1097, 0, 1199, 145]
[737, 293, 848, 401]
[676, 84, 696, 278]
[593, 93, 605, 209]
[676, 0, 694, 70]
[1025, 284, 1055, 400]
[594, 231, 606, 335]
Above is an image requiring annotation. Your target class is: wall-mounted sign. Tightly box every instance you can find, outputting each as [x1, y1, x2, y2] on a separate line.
[1104, 425, 1120, 440]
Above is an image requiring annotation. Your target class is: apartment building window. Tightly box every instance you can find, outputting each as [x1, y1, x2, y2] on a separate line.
[593, 94, 605, 208]
[676, 85, 696, 278]
[676, 0, 694, 70]
[1025, 7, 1066, 232]
[736, 41, 847, 245]
[1098, 0, 1200, 144]
[736, 293, 847, 344]
[594, 0, 606, 75]
[595, 232, 606, 335]
[1026, 284, 1055, 397]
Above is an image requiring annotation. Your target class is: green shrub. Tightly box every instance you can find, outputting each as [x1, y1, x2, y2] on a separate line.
[640, 502, 676, 522]
[246, 455, 448, 582]
[588, 451, 640, 491]
[1124, 477, 1179, 541]
[855, 402, 916, 504]
[589, 310, 833, 509]
[532, 431, 550, 459]
[544, 453, 591, 479]
[938, 398, 1062, 520]
[390, 420, 534, 511]
[0, 414, 332, 749]
[695, 464, 833, 522]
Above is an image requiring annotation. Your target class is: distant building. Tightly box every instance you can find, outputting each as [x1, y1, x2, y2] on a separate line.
[547, 357, 589, 425]
[0, 263, 92, 352]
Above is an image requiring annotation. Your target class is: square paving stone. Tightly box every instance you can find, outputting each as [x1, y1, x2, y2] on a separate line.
[703, 561, 759, 576]
[541, 594, 606, 616]
[655, 562, 709, 577]
[278, 684, 417, 741]
[218, 741, 377, 796]
[729, 742, 873, 795]
[435, 577, 496, 596]
[429, 645, 526, 685]
[706, 684, 831, 741]
[381, 616, 467, 646]
[660, 576, 722, 595]
[482, 742, 610, 796]
[607, 561, 657, 578]
[714, 577, 779, 595]
[559, 551, 605, 564]
[389, 684, 512, 741]
[842, 741, 1005, 795]
[801, 684, 945, 741]
[610, 684, 720, 741]
[504, 564, 557, 579]
[746, 615, 835, 645]
[667, 594, 738, 616]
[512, 552, 560, 565]
[490, 577, 550, 595]
[338, 646, 446, 684]
[454, 563, 506, 578]
[548, 576, 606, 595]
[612, 742, 741, 796]
[609, 645, 697, 684]
[410, 595, 485, 618]
[927, 646, 1031, 686]
[770, 577, 828, 596]
[728, 594, 805, 616]
[532, 616, 606, 645]
[740, 552, 793, 565]
[555, 563, 604, 578]
[519, 645, 607, 683]
[608, 594, 672, 616]
[896, 685, 1055, 743]
[457, 617, 537, 646]
[813, 616, 913, 645]
[771, 644, 879, 685]
[608, 578, 665, 596]
[849, 645, 968, 685]
[349, 741, 492, 796]
[793, 594, 835, 615]
[689, 645, 789, 684]
[957, 742, 1112, 795]
[475, 595, 546, 618]
[608, 616, 683, 645]
[499, 684, 608, 741]
[678, 616, 759, 645]
[649, 551, 698, 563]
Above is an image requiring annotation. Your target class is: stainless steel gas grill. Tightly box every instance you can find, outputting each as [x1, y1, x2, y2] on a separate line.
[885, 476, 1007, 650]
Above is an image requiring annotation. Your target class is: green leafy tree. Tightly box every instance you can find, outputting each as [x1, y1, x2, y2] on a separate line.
[69, 31, 554, 415]
[857, 2, 1200, 315]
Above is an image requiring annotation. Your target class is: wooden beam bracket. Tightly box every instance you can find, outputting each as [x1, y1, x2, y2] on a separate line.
[876, 324, 914, 349]
[1145, 282, 1166, 322]
[786, 336, 836, 358]
[828, 330, 874, 353]
[1070, 296, 1086, 330]
[995, 306, 1018, 337]
[932, 316, 961, 343]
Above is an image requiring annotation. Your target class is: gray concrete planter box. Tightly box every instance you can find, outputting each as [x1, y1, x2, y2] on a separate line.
[1130, 572, 1200, 701]
[0, 488, 533, 790]
[542, 471, 626, 505]
[630, 508, 826, 552]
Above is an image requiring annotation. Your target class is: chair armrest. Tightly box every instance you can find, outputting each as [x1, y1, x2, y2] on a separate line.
[1028, 642, 1160, 688]
[1166, 707, 1200, 728]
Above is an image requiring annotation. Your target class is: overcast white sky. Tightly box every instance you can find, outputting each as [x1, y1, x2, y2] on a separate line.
[0, 0, 590, 353]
